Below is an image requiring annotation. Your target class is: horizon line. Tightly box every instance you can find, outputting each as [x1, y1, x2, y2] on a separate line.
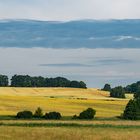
[0, 18, 140, 22]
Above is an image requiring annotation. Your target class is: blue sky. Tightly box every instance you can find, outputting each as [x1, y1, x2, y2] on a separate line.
[0, 0, 140, 20]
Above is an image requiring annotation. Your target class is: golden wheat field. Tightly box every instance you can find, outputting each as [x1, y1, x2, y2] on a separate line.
[0, 87, 133, 117]
[0, 87, 139, 140]
[0, 126, 140, 140]
[0, 120, 140, 140]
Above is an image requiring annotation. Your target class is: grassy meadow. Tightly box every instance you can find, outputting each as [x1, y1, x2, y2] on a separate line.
[0, 121, 140, 140]
[0, 87, 139, 140]
[0, 126, 140, 140]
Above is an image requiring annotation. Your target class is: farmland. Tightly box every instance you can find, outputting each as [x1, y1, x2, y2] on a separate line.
[0, 121, 140, 140]
[0, 87, 139, 140]
[0, 87, 132, 117]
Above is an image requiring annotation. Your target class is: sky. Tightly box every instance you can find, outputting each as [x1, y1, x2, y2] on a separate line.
[0, 0, 140, 21]
[0, 0, 140, 87]
[0, 47, 140, 88]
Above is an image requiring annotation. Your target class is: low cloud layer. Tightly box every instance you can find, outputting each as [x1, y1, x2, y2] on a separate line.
[40, 59, 133, 67]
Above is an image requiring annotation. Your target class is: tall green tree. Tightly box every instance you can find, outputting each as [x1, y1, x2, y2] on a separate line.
[125, 81, 140, 93]
[123, 89, 140, 120]
[123, 98, 140, 120]
[134, 87, 140, 99]
[0, 75, 8, 87]
[34, 107, 43, 118]
[102, 84, 111, 91]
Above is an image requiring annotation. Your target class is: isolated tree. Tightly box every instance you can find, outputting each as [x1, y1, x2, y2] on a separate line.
[123, 98, 140, 120]
[34, 107, 43, 118]
[102, 84, 111, 91]
[123, 99, 137, 120]
[79, 108, 96, 119]
[110, 86, 125, 98]
[123, 88, 140, 120]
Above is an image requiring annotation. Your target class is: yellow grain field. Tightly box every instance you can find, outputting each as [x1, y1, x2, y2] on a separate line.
[0, 87, 132, 117]
[0, 126, 140, 140]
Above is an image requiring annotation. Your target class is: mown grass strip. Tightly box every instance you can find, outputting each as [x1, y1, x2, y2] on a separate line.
[0, 122, 140, 129]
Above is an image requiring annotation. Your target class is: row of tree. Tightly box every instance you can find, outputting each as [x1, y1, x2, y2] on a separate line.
[103, 81, 140, 94]
[102, 81, 140, 98]
[0, 74, 87, 88]
[102, 84, 125, 98]
[124, 81, 140, 93]
[16, 107, 62, 120]
[16, 107, 96, 120]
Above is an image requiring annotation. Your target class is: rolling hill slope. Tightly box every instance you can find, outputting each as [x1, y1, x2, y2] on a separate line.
[0, 87, 132, 117]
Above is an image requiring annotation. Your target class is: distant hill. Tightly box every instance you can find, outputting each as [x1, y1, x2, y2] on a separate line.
[0, 19, 140, 48]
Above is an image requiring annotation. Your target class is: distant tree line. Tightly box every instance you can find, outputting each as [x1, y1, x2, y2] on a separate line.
[124, 81, 140, 93]
[102, 84, 125, 98]
[0, 74, 87, 88]
[102, 81, 140, 98]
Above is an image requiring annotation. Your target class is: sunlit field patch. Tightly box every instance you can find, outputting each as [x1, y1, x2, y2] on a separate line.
[0, 87, 131, 117]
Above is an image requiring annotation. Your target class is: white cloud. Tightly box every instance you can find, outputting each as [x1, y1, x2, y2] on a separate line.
[0, 0, 140, 20]
[115, 36, 140, 41]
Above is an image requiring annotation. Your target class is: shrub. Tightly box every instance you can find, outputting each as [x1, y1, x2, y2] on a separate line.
[34, 107, 43, 118]
[16, 111, 33, 119]
[79, 108, 96, 119]
[72, 108, 96, 120]
[72, 115, 79, 119]
[44, 112, 62, 120]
